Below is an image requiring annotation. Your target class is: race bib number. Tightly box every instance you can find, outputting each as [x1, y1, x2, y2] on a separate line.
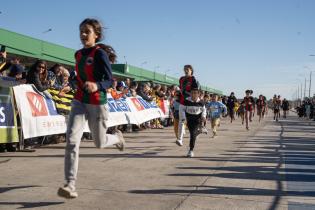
[187, 107, 200, 114]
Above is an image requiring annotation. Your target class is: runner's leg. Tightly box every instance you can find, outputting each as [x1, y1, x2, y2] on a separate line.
[64, 100, 87, 190]
[86, 104, 120, 148]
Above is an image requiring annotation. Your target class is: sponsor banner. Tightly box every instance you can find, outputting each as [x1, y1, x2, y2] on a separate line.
[158, 99, 170, 118]
[13, 85, 66, 139]
[128, 97, 164, 125]
[0, 85, 19, 143]
[13, 84, 165, 139]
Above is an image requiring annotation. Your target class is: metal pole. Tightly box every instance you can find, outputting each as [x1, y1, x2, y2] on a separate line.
[298, 85, 300, 106]
[309, 71, 312, 98]
[296, 89, 299, 106]
[304, 78, 306, 99]
[296, 88, 298, 107]
[301, 83, 303, 104]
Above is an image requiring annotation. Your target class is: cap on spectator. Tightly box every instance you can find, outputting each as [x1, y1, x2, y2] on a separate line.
[9, 64, 25, 76]
[117, 81, 127, 89]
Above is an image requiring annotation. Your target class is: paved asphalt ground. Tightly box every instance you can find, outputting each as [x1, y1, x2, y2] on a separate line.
[0, 112, 314, 210]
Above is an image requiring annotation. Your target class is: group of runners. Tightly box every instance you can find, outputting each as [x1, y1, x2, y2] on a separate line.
[173, 67, 293, 159]
[271, 94, 290, 121]
[56, 17, 290, 199]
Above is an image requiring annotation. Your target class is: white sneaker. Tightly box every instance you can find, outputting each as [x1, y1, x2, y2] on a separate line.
[58, 185, 78, 199]
[201, 127, 208, 134]
[175, 139, 183, 146]
[115, 130, 125, 151]
[187, 150, 194, 158]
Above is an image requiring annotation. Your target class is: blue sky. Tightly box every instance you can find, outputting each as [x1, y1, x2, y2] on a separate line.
[1, 0, 315, 99]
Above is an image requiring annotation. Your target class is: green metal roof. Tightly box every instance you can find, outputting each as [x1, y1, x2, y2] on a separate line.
[0, 28, 75, 66]
[0, 28, 223, 95]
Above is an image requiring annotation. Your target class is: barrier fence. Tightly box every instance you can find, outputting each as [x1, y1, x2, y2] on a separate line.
[0, 80, 169, 146]
[0, 85, 19, 143]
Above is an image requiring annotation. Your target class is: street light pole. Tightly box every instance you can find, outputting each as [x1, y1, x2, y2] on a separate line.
[297, 85, 300, 103]
[301, 83, 303, 103]
[309, 55, 315, 98]
[154, 66, 160, 80]
[309, 71, 312, 98]
[165, 69, 171, 75]
[123, 56, 127, 65]
[164, 69, 171, 80]
[42, 28, 52, 34]
[41, 28, 52, 57]
[140, 61, 147, 67]
[304, 77, 307, 99]
[295, 88, 299, 106]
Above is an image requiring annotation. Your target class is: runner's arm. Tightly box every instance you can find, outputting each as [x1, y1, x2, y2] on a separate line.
[94, 49, 113, 91]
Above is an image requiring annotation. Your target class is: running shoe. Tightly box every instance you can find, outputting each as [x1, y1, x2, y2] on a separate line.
[212, 131, 217, 138]
[187, 150, 194, 158]
[115, 130, 126, 151]
[176, 139, 183, 146]
[58, 185, 78, 199]
[201, 127, 208, 134]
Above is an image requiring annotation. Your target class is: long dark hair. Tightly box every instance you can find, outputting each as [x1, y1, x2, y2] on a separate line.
[97, 43, 117, 64]
[29, 60, 48, 82]
[80, 18, 103, 43]
[184, 64, 194, 75]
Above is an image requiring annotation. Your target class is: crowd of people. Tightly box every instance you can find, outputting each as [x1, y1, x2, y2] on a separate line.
[296, 97, 315, 120]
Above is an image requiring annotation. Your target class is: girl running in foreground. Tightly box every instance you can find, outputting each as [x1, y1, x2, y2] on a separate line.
[58, 18, 125, 199]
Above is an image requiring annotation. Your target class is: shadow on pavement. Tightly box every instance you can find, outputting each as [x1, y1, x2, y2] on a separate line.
[0, 185, 40, 194]
[129, 185, 315, 197]
[129, 116, 315, 210]
[0, 201, 64, 209]
[0, 185, 64, 209]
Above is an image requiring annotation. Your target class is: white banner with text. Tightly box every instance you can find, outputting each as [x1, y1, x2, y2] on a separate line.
[13, 85, 165, 139]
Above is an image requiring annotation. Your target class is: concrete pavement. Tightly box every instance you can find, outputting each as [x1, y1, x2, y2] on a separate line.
[0, 113, 314, 210]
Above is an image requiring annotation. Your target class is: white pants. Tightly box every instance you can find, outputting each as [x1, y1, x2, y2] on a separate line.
[64, 100, 120, 187]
